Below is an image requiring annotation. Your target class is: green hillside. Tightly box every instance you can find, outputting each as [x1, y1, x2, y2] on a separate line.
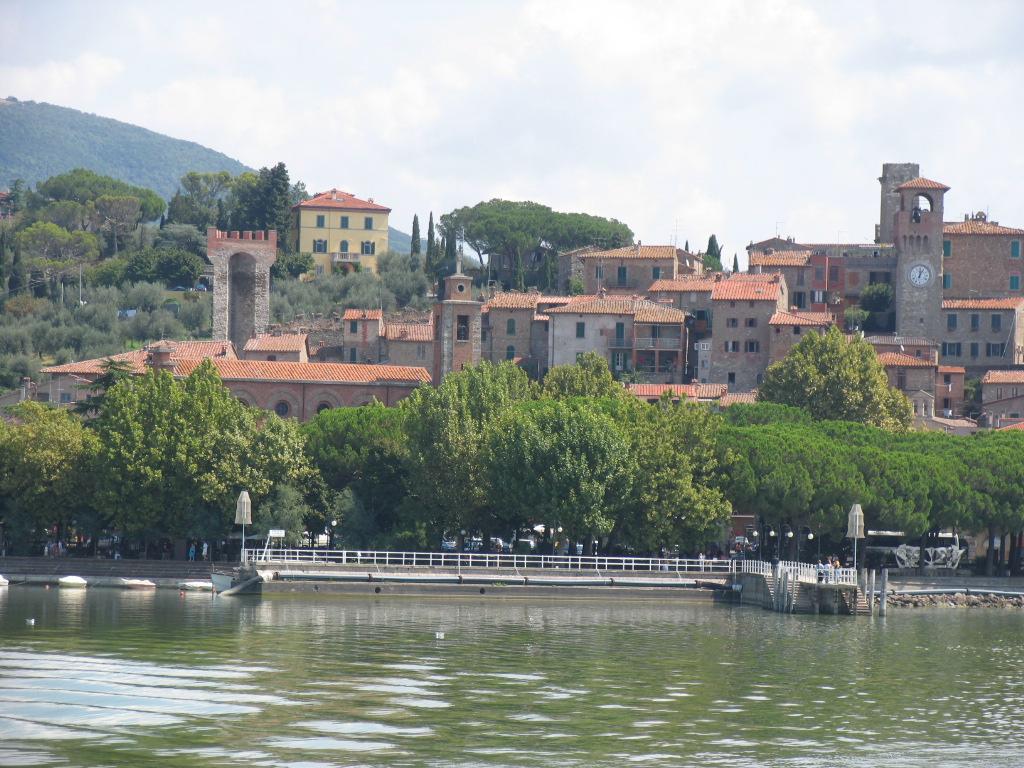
[0, 97, 249, 199]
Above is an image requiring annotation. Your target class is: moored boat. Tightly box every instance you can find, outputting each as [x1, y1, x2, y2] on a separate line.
[178, 580, 214, 592]
[58, 575, 88, 589]
[119, 578, 157, 590]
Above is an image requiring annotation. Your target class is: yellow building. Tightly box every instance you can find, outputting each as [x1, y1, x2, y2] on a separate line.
[291, 189, 391, 275]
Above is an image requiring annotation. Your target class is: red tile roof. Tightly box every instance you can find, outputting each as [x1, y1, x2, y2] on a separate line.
[547, 297, 687, 323]
[877, 352, 936, 368]
[243, 334, 308, 353]
[942, 298, 1024, 310]
[720, 391, 758, 405]
[383, 322, 434, 342]
[627, 383, 727, 400]
[342, 308, 383, 321]
[175, 358, 430, 384]
[895, 177, 950, 192]
[982, 370, 1024, 384]
[864, 335, 938, 347]
[997, 421, 1024, 431]
[769, 310, 833, 327]
[41, 340, 235, 376]
[649, 278, 717, 293]
[749, 251, 811, 267]
[943, 220, 1024, 236]
[711, 278, 783, 302]
[293, 189, 391, 212]
[578, 245, 686, 261]
[486, 291, 544, 309]
[938, 365, 966, 374]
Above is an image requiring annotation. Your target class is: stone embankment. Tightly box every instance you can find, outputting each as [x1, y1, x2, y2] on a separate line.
[887, 592, 1024, 609]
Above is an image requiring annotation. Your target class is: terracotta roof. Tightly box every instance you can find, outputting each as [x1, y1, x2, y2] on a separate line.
[938, 365, 966, 374]
[982, 370, 1024, 384]
[175, 358, 430, 384]
[878, 352, 936, 368]
[711, 278, 783, 302]
[533, 313, 550, 322]
[548, 297, 687, 323]
[944, 220, 1024, 236]
[41, 340, 235, 376]
[997, 421, 1024, 431]
[649, 278, 717, 293]
[383, 322, 434, 342]
[486, 291, 544, 310]
[864, 335, 938, 347]
[723, 272, 780, 282]
[895, 177, 950, 192]
[749, 251, 811, 267]
[243, 334, 307, 353]
[748, 237, 810, 253]
[769, 311, 833, 327]
[293, 189, 391, 212]
[627, 383, 727, 400]
[578, 245, 686, 261]
[342, 308, 383, 321]
[720, 391, 758, 405]
[942, 298, 1024, 310]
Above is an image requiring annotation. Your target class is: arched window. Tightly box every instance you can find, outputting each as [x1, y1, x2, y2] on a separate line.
[340, 240, 349, 253]
[506, 345, 515, 360]
[506, 318, 516, 335]
[274, 401, 290, 417]
[316, 402, 332, 414]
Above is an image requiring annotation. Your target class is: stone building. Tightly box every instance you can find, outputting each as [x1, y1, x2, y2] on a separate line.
[939, 298, 1024, 371]
[626, 382, 728, 405]
[748, 251, 813, 308]
[38, 340, 428, 420]
[381, 322, 434, 375]
[767, 310, 833, 364]
[291, 189, 391, 275]
[980, 370, 1024, 427]
[878, 351, 940, 419]
[649, 276, 719, 337]
[941, 212, 1024, 299]
[577, 245, 701, 295]
[708, 275, 787, 390]
[431, 267, 483, 385]
[546, 296, 689, 383]
[241, 333, 308, 362]
[481, 291, 572, 376]
[556, 245, 598, 293]
[208, 228, 277, 353]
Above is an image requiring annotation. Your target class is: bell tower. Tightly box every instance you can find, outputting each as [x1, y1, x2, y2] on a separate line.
[892, 176, 948, 341]
[432, 256, 481, 384]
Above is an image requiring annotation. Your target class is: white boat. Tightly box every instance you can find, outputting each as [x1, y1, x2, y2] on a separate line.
[211, 571, 235, 592]
[119, 578, 156, 590]
[0, 575, 9, 587]
[58, 576, 88, 589]
[178, 580, 214, 591]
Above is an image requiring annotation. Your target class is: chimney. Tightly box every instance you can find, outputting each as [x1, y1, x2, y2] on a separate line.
[148, 341, 176, 372]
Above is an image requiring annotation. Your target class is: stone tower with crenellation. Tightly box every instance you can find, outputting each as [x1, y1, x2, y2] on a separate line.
[207, 228, 278, 352]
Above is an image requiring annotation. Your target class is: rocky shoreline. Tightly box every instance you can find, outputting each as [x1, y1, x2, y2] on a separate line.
[886, 592, 1024, 608]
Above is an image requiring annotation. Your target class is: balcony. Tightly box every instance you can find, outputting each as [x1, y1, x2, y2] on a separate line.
[608, 336, 631, 348]
[634, 336, 683, 350]
[332, 252, 361, 264]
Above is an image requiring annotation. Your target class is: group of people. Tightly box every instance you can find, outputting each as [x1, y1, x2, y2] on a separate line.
[815, 557, 845, 582]
[186, 541, 209, 562]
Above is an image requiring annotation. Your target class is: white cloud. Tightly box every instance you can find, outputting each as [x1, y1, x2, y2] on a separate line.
[0, 52, 124, 106]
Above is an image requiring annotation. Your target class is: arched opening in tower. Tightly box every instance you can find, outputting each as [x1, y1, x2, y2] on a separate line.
[229, 251, 257, 350]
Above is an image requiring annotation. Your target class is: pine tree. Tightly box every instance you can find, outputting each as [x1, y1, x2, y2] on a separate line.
[410, 214, 421, 255]
[732, 253, 739, 272]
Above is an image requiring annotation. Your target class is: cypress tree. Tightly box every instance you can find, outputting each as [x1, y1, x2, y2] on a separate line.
[684, 239, 689, 252]
[444, 229, 457, 272]
[732, 253, 739, 272]
[704, 235, 724, 271]
[425, 212, 436, 275]
[0, 228, 8, 294]
[410, 214, 421, 255]
[8, 239, 26, 295]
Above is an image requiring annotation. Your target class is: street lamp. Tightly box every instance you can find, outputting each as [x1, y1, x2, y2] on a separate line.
[797, 526, 814, 563]
[751, 529, 760, 560]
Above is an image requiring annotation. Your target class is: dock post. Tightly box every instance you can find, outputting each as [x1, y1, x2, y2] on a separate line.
[868, 569, 876, 616]
[879, 568, 888, 617]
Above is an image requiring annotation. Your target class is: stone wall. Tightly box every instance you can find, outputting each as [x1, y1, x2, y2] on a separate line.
[208, 228, 278, 351]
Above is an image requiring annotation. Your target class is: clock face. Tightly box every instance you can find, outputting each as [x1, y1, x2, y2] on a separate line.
[909, 264, 932, 287]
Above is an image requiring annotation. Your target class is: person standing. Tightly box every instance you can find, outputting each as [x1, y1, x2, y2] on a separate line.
[202, 541, 209, 561]
[188, 542, 196, 562]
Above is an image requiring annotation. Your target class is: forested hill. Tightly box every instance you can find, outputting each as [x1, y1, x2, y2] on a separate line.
[0, 98, 249, 199]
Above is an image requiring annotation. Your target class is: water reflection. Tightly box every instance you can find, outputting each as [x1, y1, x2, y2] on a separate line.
[1, 586, 1024, 766]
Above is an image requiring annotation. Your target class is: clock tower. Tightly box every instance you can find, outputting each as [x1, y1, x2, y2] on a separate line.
[890, 175, 949, 341]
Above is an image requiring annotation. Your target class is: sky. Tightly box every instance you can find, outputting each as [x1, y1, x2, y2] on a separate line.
[3, 0, 1024, 268]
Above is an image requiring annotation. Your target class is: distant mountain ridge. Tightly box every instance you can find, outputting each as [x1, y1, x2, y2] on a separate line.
[0, 97, 414, 253]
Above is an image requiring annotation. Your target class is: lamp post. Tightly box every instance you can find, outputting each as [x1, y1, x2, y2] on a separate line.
[751, 529, 760, 560]
[767, 525, 777, 561]
[783, 525, 794, 561]
[797, 526, 814, 563]
[235, 491, 251, 563]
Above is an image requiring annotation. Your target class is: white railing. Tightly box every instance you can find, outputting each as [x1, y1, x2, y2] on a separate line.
[244, 548, 737, 573]
[740, 558, 857, 585]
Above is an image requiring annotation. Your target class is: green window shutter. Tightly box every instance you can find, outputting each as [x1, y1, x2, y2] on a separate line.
[1013, 240, 1021, 258]
[943, 239, 951, 257]
[943, 273, 952, 289]
[1011, 275, 1021, 291]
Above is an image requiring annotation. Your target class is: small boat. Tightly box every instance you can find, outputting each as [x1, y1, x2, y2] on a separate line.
[178, 580, 214, 592]
[119, 578, 157, 590]
[58, 576, 88, 589]
[211, 571, 235, 592]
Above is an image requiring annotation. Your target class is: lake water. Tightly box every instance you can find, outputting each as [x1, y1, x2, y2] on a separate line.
[0, 586, 1022, 767]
